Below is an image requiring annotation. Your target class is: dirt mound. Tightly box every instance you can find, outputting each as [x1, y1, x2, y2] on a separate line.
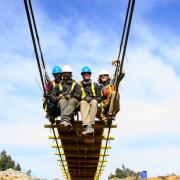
[0, 168, 34, 180]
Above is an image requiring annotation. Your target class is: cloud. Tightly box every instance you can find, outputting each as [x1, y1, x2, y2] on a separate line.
[104, 143, 180, 178]
[1, 0, 180, 179]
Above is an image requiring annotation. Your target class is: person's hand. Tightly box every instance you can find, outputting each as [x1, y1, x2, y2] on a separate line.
[65, 94, 71, 99]
[85, 96, 92, 103]
[63, 92, 69, 96]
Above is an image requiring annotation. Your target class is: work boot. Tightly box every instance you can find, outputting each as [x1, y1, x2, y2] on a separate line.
[46, 114, 55, 124]
[59, 121, 72, 130]
[101, 115, 107, 123]
[82, 125, 94, 135]
[107, 111, 116, 117]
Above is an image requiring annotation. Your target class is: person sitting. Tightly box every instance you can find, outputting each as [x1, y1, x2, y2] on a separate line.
[45, 66, 62, 94]
[79, 66, 101, 135]
[52, 65, 81, 129]
[98, 68, 125, 123]
[44, 66, 62, 123]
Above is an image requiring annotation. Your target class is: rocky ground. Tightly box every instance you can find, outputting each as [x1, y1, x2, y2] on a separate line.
[1, 169, 180, 180]
[0, 169, 43, 180]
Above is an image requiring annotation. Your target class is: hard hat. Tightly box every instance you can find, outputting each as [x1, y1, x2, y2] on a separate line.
[99, 69, 109, 76]
[62, 65, 72, 73]
[81, 66, 91, 75]
[52, 66, 62, 74]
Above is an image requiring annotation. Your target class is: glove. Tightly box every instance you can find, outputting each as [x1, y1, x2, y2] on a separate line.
[63, 91, 69, 96]
[64, 94, 71, 99]
[84, 96, 92, 103]
[49, 94, 59, 102]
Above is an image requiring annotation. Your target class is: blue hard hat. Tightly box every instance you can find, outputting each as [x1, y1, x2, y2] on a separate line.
[52, 66, 62, 75]
[81, 66, 91, 75]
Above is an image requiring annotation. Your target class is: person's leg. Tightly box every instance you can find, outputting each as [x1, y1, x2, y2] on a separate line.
[89, 99, 98, 125]
[59, 98, 67, 114]
[100, 102, 107, 122]
[58, 98, 67, 127]
[108, 91, 120, 115]
[80, 100, 90, 126]
[62, 98, 79, 122]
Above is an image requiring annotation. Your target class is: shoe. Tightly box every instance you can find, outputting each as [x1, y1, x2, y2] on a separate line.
[107, 112, 116, 116]
[45, 114, 55, 124]
[101, 116, 107, 123]
[59, 121, 72, 130]
[82, 125, 87, 135]
[82, 125, 94, 135]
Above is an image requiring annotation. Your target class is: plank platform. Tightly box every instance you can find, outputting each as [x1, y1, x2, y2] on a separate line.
[45, 120, 116, 180]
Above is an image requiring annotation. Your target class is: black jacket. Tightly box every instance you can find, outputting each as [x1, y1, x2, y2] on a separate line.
[52, 79, 81, 101]
[80, 79, 102, 103]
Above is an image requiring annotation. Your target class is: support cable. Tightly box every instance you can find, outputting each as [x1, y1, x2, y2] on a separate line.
[112, 0, 135, 118]
[114, 0, 132, 84]
[52, 126, 70, 179]
[23, 0, 46, 95]
[96, 0, 135, 179]
[27, 0, 47, 70]
[23, 0, 69, 179]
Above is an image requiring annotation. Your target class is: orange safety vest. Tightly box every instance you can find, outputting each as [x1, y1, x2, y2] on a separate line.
[101, 84, 115, 99]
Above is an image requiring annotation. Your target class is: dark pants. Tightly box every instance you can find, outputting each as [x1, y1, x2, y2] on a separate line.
[58, 97, 79, 122]
[47, 99, 60, 117]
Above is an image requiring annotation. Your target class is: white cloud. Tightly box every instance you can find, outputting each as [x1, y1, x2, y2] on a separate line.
[1, 0, 180, 179]
[103, 144, 180, 179]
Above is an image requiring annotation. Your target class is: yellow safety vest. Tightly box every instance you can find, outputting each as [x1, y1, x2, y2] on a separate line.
[80, 82, 96, 98]
[52, 80, 56, 87]
[58, 81, 76, 97]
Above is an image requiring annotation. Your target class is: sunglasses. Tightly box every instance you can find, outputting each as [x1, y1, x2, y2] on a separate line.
[82, 72, 91, 75]
[100, 74, 108, 77]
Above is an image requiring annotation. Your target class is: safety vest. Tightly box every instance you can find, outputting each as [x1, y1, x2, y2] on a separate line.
[80, 82, 96, 98]
[58, 81, 76, 97]
[52, 80, 56, 87]
[101, 84, 115, 98]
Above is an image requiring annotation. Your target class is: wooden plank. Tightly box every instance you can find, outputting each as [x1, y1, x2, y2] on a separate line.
[49, 135, 115, 141]
[44, 122, 117, 129]
[58, 159, 107, 163]
[52, 145, 111, 150]
[60, 164, 106, 168]
[55, 152, 110, 157]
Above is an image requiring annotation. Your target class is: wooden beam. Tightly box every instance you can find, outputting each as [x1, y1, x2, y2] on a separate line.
[49, 135, 115, 141]
[52, 145, 111, 150]
[44, 123, 117, 129]
[60, 164, 106, 168]
[55, 152, 110, 157]
[58, 159, 107, 163]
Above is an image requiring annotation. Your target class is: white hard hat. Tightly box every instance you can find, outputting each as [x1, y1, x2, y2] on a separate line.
[62, 65, 72, 73]
[99, 69, 109, 76]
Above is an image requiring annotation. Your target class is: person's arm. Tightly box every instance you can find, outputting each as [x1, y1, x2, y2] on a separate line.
[45, 81, 53, 94]
[71, 82, 81, 100]
[49, 85, 59, 102]
[94, 83, 102, 103]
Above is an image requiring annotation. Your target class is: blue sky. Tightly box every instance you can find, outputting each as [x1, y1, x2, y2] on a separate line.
[0, 0, 180, 180]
